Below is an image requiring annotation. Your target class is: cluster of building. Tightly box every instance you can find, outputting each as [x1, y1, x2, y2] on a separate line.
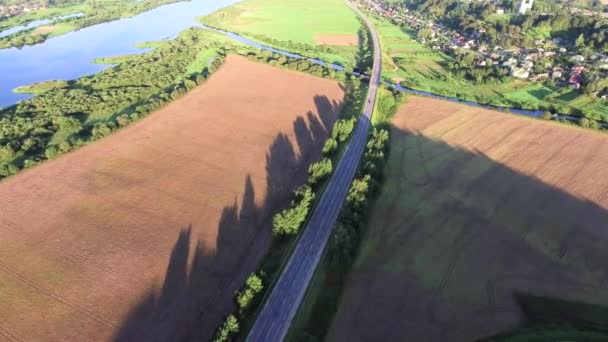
[0, 4, 45, 18]
[360, 0, 608, 99]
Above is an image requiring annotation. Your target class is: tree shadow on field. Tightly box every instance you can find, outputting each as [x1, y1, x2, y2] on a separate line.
[112, 95, 343, 342]
[329, 125, 608, 342]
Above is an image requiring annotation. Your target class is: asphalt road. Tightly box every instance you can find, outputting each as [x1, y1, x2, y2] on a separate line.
[245, 2, 382, 341]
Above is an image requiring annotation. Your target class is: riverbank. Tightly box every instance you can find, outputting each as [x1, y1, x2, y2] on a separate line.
[12, 80, 69, 95]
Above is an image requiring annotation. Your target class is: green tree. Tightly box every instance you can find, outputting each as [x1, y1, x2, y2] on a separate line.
[322, 138, 338, 156]
[346, 175, 371, 208]
[236, 273, 264, 312]
[44, 146, 59, 159]
[272, 185, 315, 235]
[245, 273, 263, 293]
[332, 118, 356, 142]
[308, 158, 332, 185]
[213, 314, 239, 342]
[416, 28, 434, 41]
[575, 33, 586, 48]
[236, 289, 255, 312]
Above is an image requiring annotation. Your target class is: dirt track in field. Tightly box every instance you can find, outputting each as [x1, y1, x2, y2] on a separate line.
[329, 96, 608, 342]
[0, 55, 344, 342]
[315, 34, 358, 46]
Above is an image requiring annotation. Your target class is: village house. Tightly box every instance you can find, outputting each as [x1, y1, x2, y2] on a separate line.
[571, 55, 586, 63]
[365, 0, 607, 90]
[521, 60, 534, 70]
[511, 67, 530, 79]
[569, 66, 585, 89]
[532, 72, 550, 81]
[544, 51, 556, 57]
[551, 67, 564, 79]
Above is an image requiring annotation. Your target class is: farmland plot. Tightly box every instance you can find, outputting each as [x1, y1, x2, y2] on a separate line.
[329, 96, 608, 342]
[0, 55, 344, 342]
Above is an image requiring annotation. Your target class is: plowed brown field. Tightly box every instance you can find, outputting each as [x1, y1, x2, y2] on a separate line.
[329, 96, 608, 341]
[0, 55, 344, 342]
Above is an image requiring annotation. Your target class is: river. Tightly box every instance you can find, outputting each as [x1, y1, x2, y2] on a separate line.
[0, 0, 239, 107]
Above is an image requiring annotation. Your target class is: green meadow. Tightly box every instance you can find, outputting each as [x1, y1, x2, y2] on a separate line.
[200, 0, 363, 67]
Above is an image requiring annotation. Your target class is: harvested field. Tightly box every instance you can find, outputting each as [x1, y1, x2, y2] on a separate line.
[314, 34, 358, 46]
[0, 55, 344, 342]
[329, 96, 608, 341]
[35, 25, 55, 34]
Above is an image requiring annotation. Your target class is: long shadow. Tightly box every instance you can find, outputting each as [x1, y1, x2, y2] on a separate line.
[113, 95, 343, 341]
[328, 124, 608, 342]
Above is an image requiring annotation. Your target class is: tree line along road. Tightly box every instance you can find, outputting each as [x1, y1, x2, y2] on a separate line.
[245, 1, 382, 341]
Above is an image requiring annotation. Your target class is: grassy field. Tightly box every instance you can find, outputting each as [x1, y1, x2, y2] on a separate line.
[200, 0, 363, 67]
[372, 15, 608, 120]
[0, 56, 344, 341]
[328, 96, 608, 341]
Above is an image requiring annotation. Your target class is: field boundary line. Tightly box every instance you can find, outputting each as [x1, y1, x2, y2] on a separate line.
[1, 192, 171, 257]
[559, 137, 607, 190]
[1, 218, 149, 289]
[0, 263, 117, 328]
[526, 134, 581, 176]
[0, 325, 25, 342]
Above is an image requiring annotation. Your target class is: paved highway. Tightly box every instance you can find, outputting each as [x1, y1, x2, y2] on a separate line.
[245, 2, 382, 341]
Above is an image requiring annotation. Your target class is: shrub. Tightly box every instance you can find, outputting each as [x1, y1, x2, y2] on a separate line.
[332, 118, 356, 142]
[308, 158, 333, 185]
[272, 185, 315, 236]
[245, 273, 263, 293]
[322, 138, 338, 156]
[346, 174, 371, 209]
[213, 314, 239, 342]
[45, 146, 59, 159]
[236, 273, 264, 313]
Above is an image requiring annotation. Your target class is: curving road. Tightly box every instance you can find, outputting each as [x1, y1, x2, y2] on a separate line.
[245, 2, 381, 341]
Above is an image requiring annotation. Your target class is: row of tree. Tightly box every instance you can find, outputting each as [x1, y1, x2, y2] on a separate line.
[327, 123, 393, 270]
[209, 70, 368, 341]
[213, 272, 264, 342]
[291, 87, 403, 340]
[271, 116, 358, 237]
